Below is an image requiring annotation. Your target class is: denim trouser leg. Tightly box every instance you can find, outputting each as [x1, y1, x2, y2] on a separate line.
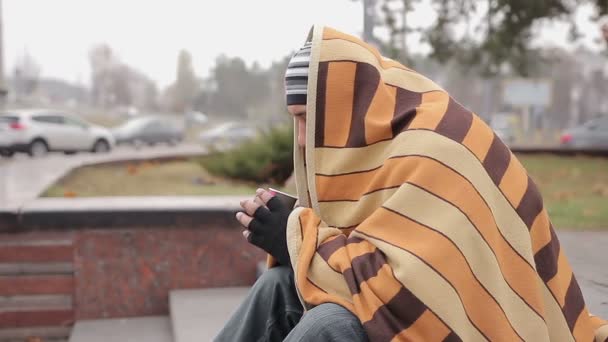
[283, 303, 369, 342]
[214, 266, 304, 342]
[214, 266, 368, 342]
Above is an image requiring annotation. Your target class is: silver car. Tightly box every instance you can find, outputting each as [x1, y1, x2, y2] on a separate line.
[560, 116, 608, 149]
[0, 109, 115, 157]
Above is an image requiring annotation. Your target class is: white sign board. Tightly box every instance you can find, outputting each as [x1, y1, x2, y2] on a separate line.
[502, 79, 552, 107]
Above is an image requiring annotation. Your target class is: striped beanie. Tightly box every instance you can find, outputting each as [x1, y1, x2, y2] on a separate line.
[285, 42, 312, 105]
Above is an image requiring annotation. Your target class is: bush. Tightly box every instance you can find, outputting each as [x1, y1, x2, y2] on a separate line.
[199, 125, 294, 185]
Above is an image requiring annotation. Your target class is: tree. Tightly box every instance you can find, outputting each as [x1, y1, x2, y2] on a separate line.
[13, 51, 41, 98]
[89, 44, 114, 106]
[594, 0, 607, 16]
[89, 44, 157, 109]
[351, 0, 608, 75]
[89, 44, 130, 107]
[171, 49, 198, 112]
[204, 55, 270, 118]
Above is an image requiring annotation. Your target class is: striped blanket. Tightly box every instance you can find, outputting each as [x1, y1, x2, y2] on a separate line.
[283, 25, 608, 341]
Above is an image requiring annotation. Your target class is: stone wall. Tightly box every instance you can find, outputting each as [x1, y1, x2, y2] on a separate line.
[74, 226, 263, 319]
[0, 203, 264, 322]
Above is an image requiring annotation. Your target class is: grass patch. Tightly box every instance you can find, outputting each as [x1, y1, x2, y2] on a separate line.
[43, 154, 608, 230]
[43, 160, 257, 197]
[517, 154, 608, 230]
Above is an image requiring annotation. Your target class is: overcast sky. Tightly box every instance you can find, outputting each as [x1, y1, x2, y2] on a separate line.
[3, 0, 605, 88]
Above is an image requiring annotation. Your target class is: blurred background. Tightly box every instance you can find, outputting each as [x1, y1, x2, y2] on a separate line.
[0, 0, 607, 146]
[0, 0, 607, 228]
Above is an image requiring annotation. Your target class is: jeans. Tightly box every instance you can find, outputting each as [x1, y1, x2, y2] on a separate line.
[214, 266, 369, 342]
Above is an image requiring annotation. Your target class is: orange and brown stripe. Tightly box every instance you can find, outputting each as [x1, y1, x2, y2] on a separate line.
[314, 61, 329, 147]
[434, 98, 473, 143]
[315, 153, 547, 318]
[358, 209, 523, 341]
[362, 287, 432, 341]
[347, 63, 382, 147]
[391, 87, 422, 136]
[315, 61, 424, 148]
[285, 25, 606, 342]
[394, 309, 458, 341]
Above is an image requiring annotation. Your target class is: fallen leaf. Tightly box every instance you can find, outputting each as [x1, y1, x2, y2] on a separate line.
[591, 183, 608, 197]
[127, 164, 139, 175]
[551, 191, 576, 201]
[64, 190, 77, 198]
[583, 208, 597, 217]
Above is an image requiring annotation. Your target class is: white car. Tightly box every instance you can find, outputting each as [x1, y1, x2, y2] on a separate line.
[198, 122, 258, 150]
[0, 109, 115, 157]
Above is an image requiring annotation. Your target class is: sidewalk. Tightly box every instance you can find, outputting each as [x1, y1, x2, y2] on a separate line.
[0, 144, 205, 211]
[558, 231, 608, 317]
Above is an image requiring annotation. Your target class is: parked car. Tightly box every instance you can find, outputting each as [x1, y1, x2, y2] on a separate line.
[185, 111, 208, 125]
[198, 122, 258, 150]
[560, 116, 608, 149]
[111, 116, 184, 146]
[0, 109, 115, 158]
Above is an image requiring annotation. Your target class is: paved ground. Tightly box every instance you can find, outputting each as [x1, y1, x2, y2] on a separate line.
[70, 316, 173, 342]
[558, 231, 608, 317]
[0, 144, 205, 210]
[169, 288, 249, 342]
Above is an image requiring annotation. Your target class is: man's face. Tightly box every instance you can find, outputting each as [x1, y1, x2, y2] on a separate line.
[288, 104, 306, 147]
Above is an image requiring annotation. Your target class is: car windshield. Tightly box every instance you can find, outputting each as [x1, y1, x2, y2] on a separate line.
[117, 118, 152, 131]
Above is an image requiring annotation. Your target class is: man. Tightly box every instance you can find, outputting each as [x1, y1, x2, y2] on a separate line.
[215, 39, 368, 342]
[216, 25, 608, 341]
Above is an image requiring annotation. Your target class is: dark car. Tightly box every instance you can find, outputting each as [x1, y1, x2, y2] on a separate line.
[560, 116, 608, 149]
[198, 121, 258, 150]
[112, 116, 184, 146]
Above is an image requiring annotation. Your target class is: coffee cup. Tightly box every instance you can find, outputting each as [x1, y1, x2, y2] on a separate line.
[268, 188, 298, 209]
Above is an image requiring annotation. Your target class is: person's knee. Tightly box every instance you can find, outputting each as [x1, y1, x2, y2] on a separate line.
[253, 266, 292, 294]
[303, 303, 358, 328]
[295, 303, 368, 341]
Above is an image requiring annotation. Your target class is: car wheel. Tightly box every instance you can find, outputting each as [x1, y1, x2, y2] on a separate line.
[0, 150, 14, 158]
[28, 139, 49, 158]
[92, 139, 110, 153]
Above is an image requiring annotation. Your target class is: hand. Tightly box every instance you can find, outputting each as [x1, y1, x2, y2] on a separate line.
[236, 188, 292, 267]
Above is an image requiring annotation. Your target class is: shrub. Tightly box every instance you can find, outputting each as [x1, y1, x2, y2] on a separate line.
[199, 125, 294, 185]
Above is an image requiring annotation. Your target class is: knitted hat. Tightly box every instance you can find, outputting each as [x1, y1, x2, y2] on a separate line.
[285, 42, 312, 105]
